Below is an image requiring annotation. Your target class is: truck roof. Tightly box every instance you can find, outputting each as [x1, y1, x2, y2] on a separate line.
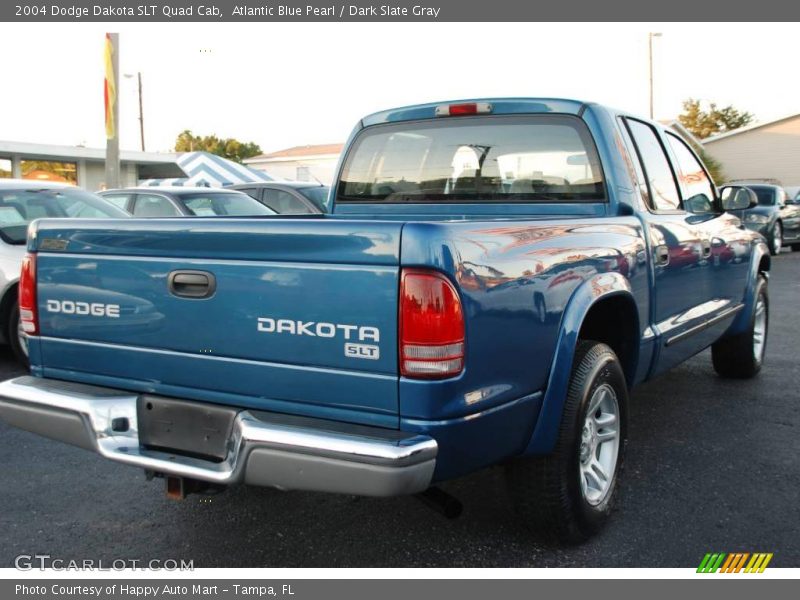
[361, 98, 592, 127]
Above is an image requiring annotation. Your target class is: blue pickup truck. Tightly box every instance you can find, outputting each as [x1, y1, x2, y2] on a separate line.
[0, 99, 771, 542]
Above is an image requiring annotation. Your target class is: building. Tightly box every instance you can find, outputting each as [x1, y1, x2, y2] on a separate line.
[244, 143, 343, 185]
[0, 140, 185, 191]
[702, 113, 800, 186]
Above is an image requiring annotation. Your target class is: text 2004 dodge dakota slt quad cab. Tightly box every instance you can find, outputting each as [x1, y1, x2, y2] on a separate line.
[0, 99, 770, 542]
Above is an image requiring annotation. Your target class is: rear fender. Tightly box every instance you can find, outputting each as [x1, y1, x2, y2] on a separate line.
[522, 272, 634, 456]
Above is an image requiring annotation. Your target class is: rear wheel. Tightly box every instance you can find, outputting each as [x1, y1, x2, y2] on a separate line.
[769, 222, 782, 255]
[7, 302, 29, 368]
[791, 243, 800, 252]
[711, 275, 767, 379]
[505, 341, 627, 543]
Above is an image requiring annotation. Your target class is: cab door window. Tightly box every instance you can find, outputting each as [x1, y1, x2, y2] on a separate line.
[665, 133, 716, 214]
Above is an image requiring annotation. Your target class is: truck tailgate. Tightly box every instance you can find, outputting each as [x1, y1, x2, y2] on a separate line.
[31, 218, 402, 426]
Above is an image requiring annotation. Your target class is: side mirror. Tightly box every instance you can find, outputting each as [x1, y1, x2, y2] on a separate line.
[720, 185, 757, 211]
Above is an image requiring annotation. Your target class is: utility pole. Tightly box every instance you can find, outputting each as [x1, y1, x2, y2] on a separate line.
[648, 32, 662, 119]
[125, 71, 146, 151]
[104, 33, 120, 188]
[137, 72, 145, 151]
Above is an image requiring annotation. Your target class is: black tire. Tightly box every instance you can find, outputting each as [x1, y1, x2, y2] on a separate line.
[7, 302, 29, 368]
[791, 243, 800, 252]
[505, 341, 628, 544]
[768, 222, 782, 255]
[711, 275, 768, 379]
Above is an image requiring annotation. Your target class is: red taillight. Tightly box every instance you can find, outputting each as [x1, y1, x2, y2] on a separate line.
[19, 253, 38, 335]
[434, 102, 493, 117]
[400, 269, 465, 379]
[448, 103, 478, 115]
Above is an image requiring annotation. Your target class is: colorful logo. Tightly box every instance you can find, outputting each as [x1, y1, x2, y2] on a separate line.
[697, 553, 773, 573]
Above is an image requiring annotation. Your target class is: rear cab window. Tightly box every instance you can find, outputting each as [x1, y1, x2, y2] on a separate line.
[623, 119, 682, 212]
[337, 115, 605, 204]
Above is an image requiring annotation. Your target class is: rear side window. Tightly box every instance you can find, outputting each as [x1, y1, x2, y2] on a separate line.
[625, 119, 681, 212]
[102, 193, 132, 210]
[179, 193, 275, 216]
[132, 194, 181, 217]
[263, 189, 313, 214]
[236, 187, 260, 200]
[0, 187, 127, 244]
[338, 115, 605, 203]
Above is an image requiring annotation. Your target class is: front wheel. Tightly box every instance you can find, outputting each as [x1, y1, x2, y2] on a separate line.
[8, 302, 29, 368]
[711, 275, 768, 379]
[769, 222, 782, 255]
[505, 341, 628, 543]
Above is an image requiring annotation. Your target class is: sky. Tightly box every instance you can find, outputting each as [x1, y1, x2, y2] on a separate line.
[0, 22, 797, 154]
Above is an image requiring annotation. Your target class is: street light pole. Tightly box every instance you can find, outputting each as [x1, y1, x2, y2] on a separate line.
[136, 71, 145, 151]
[648, 32, 662, 119]
[125, 71, 145, 151]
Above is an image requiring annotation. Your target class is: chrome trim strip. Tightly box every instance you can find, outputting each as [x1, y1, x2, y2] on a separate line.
[664, 304, 744, 347]
[0, 376, 436, 491]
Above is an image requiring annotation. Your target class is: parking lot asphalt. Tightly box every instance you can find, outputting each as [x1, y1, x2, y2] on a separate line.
[1, 251, 798, 569]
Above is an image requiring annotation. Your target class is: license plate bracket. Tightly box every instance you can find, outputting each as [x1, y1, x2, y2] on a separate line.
[137, 396, 239, 462]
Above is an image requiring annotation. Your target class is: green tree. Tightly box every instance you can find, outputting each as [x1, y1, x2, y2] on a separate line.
[698, 149, 725, 184]
[174, 130, 262, 163]
[678, 99, 754, 140]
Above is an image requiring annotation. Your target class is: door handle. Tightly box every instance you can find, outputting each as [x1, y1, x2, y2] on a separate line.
[655, 244, 670, 266]
[168, 270, 216, 299]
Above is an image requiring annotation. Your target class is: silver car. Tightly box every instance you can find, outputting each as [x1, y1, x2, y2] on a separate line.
[0, 180, 129, 364]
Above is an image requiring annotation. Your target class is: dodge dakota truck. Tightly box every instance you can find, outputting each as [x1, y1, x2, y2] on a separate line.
[0, 99, 771, 542]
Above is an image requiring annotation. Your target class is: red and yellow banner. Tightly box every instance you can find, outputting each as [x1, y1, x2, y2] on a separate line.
[103, 33, 116, 139]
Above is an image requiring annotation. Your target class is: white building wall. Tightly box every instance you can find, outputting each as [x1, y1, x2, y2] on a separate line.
[247, 156, 340, 185]
[704, 116, 800, 186]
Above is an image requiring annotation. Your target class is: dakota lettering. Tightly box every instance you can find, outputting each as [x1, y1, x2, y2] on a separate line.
[257, 317, 380, 342]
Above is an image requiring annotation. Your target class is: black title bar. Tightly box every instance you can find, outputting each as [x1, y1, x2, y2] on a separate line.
[3, 0, 800, 22]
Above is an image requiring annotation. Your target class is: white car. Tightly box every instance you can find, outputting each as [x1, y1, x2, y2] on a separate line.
[0, 179, 129, 364]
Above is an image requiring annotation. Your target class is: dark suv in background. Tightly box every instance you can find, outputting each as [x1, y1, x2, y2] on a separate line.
[231, 182, 329, 214]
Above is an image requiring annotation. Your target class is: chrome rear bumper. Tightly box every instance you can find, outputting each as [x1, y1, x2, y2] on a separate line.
[0, 376, 436, 497]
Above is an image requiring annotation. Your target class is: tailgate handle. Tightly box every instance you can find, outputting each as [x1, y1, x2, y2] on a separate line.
[168, 270, 216, 299]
